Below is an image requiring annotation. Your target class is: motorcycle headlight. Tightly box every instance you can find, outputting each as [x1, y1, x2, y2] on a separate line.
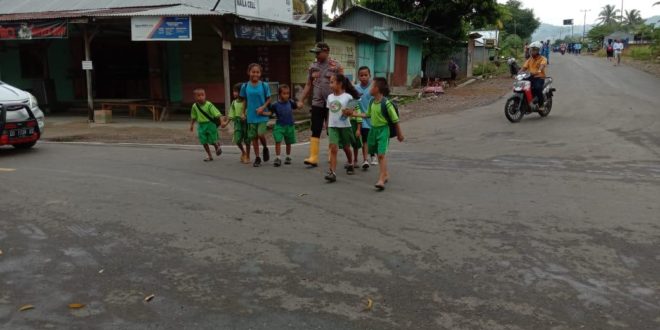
[28, 93, 39, 109]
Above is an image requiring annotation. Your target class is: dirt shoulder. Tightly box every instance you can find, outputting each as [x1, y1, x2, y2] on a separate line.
[43, 76, 511, 145]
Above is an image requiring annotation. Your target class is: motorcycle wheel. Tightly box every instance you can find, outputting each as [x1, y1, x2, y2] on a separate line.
[505, 97, 524, 123]
[539, 97, 552, 117]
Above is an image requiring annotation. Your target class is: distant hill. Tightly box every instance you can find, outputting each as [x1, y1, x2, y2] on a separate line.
[531, 23, 593, 42]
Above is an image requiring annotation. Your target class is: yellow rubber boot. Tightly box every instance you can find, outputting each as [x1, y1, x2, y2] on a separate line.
[304, 137, 320, 167]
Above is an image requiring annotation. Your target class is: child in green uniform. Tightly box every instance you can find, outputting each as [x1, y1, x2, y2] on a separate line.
[351, 78, 404, 190]
[189, 88, 227, 162]
[261, 84, 298, 167]
[228, 83, 250, 164]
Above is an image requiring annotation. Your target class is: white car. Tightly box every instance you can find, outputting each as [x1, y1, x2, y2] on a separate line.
[0, 81, 45, 149]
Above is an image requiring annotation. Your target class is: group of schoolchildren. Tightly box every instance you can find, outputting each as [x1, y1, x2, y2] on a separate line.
[189, 64, 404, 191]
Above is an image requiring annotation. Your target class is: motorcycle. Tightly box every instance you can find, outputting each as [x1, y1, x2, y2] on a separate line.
[504, 72, 556, 123]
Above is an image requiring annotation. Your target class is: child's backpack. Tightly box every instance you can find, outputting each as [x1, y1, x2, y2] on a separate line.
[379, 97, 399, 138]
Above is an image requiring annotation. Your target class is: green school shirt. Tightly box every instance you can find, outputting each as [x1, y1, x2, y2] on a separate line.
[228, 100, 245, 120]
[191, 101, 221, 123]
[364, 99, 398, 128]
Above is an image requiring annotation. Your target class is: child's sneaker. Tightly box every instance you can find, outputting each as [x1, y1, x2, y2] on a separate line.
[346, 165, 355, 175]
[240, 154, 249, 164]
[216, 147, 222, 156]
[263, 147, 270, 162]
[253, 157, 262, 167]
[284, 156, 292, 165]
[324, 171, 337, 182]
[274, 157, 282, 167]
[370, 156, 378, 165]
[362, 160, 370, 170]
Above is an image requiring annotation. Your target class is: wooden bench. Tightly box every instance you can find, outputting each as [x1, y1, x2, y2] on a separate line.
[100, 102, 167, 121]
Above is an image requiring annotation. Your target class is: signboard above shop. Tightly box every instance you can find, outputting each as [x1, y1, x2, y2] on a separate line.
[235, 0, 293, 22]
[131, 16, 192, 41]
[234, 23, 290, 42]
[0, 20, 68, 40]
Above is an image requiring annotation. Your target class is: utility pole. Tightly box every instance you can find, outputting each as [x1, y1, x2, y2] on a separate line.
[581, 9, 591, 41]
[621, 0, 624, 23]
[316, 0, 323, 42]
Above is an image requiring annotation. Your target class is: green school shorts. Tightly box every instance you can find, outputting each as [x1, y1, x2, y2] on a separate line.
[197, 122, 219, 145]
[328, 127, 356, 147]
[339, 123, 362, 149]
[247, 122, 268, 141]
[232, 119, 249, 144]
[273, 124, 297, 144]
[367, 125, 390, 155]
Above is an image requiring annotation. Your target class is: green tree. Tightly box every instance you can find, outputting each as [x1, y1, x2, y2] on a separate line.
[331, 0, 354, 14]
[500, 33, 523, 57]
[623, 9, 644, 29]
[362, 0, 501, 60]
[587, 23, 618, 45]
[597, 5, 620, 25]
[293, 0, 310, 15]
[500, 0, 540, 41]
[362, 0, 500, 42]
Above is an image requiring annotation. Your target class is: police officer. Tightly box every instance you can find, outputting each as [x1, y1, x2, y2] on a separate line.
[297, 42, 344, 167]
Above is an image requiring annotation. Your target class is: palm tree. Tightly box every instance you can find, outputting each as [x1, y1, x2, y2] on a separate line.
[597, 4, 619, 25]
[293, 0, 310, 15]
[623, 9, 643, 26]
[331, 0, 353, 14]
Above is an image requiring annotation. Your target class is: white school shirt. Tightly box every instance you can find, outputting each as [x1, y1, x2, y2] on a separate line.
[326, 93, 353, 128]
[613, 42, 624, 52]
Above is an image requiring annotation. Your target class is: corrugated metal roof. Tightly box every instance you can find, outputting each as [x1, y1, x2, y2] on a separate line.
[328, 5, 451, 41]
[0, 0, 216, 15]
[0, 4, 227, 22]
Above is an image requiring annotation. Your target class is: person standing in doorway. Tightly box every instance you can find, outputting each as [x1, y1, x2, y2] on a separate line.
[297, 42, 344, 167]
[613, 39, 624, 66]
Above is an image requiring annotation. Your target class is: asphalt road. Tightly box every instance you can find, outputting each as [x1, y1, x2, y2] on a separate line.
[1, 54, 659, 330]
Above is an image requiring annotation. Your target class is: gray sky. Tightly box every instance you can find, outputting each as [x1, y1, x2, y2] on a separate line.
[322, 0, 660, 25]
[498, 0, 660, 25]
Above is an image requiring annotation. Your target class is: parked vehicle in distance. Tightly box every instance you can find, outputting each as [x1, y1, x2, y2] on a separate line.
[0, 81, 45, 149]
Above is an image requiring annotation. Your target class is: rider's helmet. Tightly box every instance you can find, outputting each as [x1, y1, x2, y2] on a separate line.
[529, 41, 543, 50]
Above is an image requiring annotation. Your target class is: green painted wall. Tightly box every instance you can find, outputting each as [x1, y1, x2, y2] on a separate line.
[47, 39, 74, 102]
[167, 43, 183, 102]
[357, 41, 376, 75]
[374, 41, 389, 79]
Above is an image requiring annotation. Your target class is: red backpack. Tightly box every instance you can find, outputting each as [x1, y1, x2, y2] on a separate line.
[607, 45, 613, 52]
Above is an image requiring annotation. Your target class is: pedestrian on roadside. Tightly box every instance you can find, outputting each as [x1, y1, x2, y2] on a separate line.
[240, 63, 272, 167]
[543, 40, 551, 64]
[323, 73, 360, 182]
[354, 66, 375, 169]
[261, 84, 298, 167]
[351, 78, 404, 191]
[297, 42, 344, 168]
[190, 88, 227, 162]
[606, 41, 614, 61]
[228, 84, 251, 164]
[448, 59, 459, 87]
[613, 39, 624, 66]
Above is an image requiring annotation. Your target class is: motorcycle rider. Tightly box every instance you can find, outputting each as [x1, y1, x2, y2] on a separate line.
[520, 41, 548, 107]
